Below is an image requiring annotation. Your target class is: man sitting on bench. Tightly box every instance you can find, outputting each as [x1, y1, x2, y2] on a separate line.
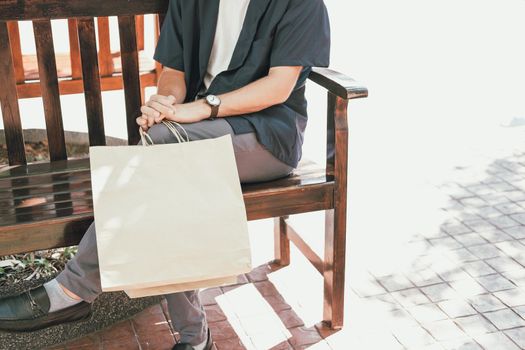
[0, 0, 330, 348]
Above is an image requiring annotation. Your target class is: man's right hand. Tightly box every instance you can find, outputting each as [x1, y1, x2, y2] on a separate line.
[136, 94, 177, 131]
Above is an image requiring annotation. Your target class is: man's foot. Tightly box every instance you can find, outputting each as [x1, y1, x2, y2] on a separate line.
[0, 285, 92, 332]
[172, 328, 213, 350]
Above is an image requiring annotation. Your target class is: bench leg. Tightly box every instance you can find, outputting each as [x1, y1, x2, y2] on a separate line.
[323, 207, 346, 329]
[273, 216, 290, 267]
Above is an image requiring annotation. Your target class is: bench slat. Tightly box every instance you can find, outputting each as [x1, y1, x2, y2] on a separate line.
[6, 22, 25, 83]
[97, 17, 114, 77]
[33, 19, 68, 161]
[67, 19, 82, 80]
[0, 21, 26, 166]
[78, 18, 106, 146]
[118, 15, 142, 145]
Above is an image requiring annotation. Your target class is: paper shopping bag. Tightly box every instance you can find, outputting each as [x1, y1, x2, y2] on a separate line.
[125, 275, 238, 298]
[89, 125, 252, 295]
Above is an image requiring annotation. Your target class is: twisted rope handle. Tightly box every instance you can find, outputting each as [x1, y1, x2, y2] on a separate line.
[139, 120, 190, 146]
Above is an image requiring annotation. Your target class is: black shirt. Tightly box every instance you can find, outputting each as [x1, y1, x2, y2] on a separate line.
[154, 0, 331, 167]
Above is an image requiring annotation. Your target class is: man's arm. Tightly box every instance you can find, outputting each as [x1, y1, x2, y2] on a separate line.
[161, 66, 303, 124]
[138, 66, 302, 128]
[138, 67, 186, 129]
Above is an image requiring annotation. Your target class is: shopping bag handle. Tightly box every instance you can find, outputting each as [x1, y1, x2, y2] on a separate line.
[139, 120, 190, 146]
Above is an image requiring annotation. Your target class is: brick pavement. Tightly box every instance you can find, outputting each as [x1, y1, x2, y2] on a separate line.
[45, 150, 525, 349]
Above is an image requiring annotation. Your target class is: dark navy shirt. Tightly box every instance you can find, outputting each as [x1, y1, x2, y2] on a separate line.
[154, 0, 331, 167]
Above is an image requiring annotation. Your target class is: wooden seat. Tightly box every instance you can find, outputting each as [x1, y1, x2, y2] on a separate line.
[0, 0, 368, 330]
[0, 158, 332, 251]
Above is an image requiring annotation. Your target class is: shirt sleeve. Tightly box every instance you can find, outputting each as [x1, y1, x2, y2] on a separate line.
[153, 0, 184, 71]
[270, 0, 331, 68]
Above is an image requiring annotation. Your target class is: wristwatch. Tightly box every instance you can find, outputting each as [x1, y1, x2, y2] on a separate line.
[205, 94, 221, 119]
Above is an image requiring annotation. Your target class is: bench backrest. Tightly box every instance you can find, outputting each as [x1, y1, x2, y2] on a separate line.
[0, 0, 169, 166]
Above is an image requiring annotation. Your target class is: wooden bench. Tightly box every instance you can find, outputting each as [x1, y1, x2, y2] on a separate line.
[7, 16, 161, 100]
[0, 0, 368, 330]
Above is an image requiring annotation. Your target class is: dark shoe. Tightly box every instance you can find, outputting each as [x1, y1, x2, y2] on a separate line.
[172, 328, 213, 350]
[0, 285, 92, 332]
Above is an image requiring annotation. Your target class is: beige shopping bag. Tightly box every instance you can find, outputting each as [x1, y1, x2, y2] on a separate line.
[125, 275, 238, 298]
[89, 121, 252, 296]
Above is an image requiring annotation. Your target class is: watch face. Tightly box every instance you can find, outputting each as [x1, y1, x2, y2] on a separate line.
[206, 95, 221, 107]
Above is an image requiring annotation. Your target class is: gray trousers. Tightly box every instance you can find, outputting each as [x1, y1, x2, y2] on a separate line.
[55, 119, 293, 345]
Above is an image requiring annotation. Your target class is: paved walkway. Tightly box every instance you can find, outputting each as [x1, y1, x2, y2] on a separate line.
[43, 145, 525, 350]
[46, 264, 333, 350]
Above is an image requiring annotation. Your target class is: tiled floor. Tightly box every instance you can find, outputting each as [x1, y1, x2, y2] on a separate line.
[48, 264, 334, 350]
[43, 148, 525, 349]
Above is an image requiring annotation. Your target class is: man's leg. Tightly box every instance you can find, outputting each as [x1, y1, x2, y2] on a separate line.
[0, 119, 293, 342]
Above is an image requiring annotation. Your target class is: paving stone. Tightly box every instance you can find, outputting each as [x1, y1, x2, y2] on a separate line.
[503, 226, 525, 240]
[377, 274, 415, 292]
[246, 264, 272, 282]
[462, 261, 497, 277]
[440, 338, 483, 350]
[473, 332, 520, 350]
[438, 299, 477, 318]
[437, 267, 473, 283]
[442, 223, 473, 235]
[450, 278, 487, 298]
[214, 338, 246, 350]
[477, 207, 506, 219]
[468, 294, 507, 313]
[100, 321, 136, 342]
[488, 181, 518, 193]
[392, 325, 436, 349]
[475, 274, 516, 292]
[277, 309, 304, 329]
[465, 184, 495, 196]
[351, 277, 388, 297]
[480, 194, 513, 206]
[484, 309, 525, 330]
[464, 219, 498, 233]
[504, 190, 525, 202]
[485, 257, 524, 274]
[423, 320, 467, 341]
[209, 320, 238, 341]
[467, 244, 503, 259]
[503, 270, 525, 287]
[200, 288, 223, 306]
[430, 237, 463, 250]
[407, 304, 449, 323]
[504, 327, 525, 349]
[288, 326, 323, 347]
[493, 289, 525, 308]
[488, 216, 522, 230]
[459, 197, 487, 208]
[454, 315, 497, 337]
[495, 241, 525, 258]
[478, 229, 514, 243]
[391, 288, 431, 308]
[454, 233, 487, 247]
[495, 203, 525, 215]
[510, 213, 525, 225]
[407, 269, 444, 287]
[513, 305, 525, 319]
[445, 248, 479, 263]
[204, 304, 228, 323]
[421, 283, 460, 302]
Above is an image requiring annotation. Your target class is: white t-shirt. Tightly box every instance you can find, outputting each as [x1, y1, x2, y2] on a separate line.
[204, 0, 251, 89]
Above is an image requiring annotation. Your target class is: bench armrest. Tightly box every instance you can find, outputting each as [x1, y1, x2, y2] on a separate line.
[308, 68, 368, 100]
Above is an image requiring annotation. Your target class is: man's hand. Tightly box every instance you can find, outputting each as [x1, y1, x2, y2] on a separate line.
[136, 94, 177, 131]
